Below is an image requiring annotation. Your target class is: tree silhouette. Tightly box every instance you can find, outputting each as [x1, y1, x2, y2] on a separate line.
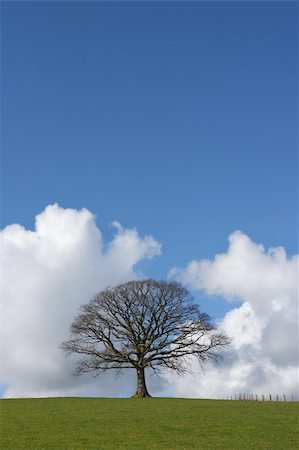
[61, 279, 230, 397]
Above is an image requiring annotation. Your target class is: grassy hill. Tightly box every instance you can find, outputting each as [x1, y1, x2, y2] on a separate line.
[1, 397, 298, 449]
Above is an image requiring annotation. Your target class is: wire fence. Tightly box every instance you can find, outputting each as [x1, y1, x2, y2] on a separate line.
[227, 393, 295, 401]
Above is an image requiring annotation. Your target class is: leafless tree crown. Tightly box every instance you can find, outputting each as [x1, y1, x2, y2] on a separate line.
[61, 279, 230, 378]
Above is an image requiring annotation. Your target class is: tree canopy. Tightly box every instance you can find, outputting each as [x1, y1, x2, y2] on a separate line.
[61, 279, 230, 397]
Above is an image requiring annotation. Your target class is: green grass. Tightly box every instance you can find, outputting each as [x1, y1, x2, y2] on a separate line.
[1, 397, 298, 449]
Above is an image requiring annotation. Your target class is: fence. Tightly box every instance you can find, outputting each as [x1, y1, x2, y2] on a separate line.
[227, 393, 295, 401]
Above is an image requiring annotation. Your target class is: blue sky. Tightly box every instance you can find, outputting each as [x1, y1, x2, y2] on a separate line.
[3, 2, 297, 248]
[1, 2, 298, 398]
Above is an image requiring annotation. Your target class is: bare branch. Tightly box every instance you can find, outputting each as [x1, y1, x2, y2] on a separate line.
[61, 279, 230, 396]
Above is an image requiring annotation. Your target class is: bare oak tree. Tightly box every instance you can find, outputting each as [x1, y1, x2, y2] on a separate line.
[61, 279, 230, 397]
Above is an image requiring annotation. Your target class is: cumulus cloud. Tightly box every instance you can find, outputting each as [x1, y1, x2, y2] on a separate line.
[2, 214, 297, 400]
[169, 231, 299, 399]
[0, 204, 161, 398]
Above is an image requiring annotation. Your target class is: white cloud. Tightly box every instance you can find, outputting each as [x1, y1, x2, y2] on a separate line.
[0, 204, 161, 398]
[169, 231, 299, 399]
[2, 214, 298, 400]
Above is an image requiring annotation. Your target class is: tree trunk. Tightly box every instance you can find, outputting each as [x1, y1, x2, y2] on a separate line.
[133, 367, 151, 398]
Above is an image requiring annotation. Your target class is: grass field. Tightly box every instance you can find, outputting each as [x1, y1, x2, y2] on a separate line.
[1, 397, 298, 449]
